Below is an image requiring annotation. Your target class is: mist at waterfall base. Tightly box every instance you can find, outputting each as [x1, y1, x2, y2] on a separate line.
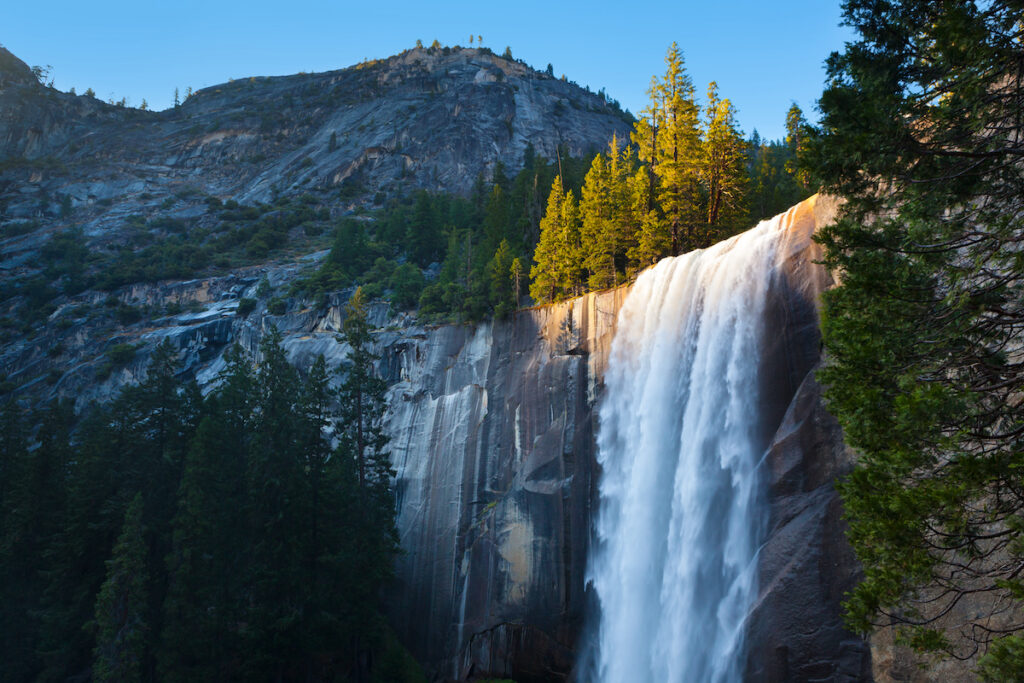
[585, 210, 800, 682]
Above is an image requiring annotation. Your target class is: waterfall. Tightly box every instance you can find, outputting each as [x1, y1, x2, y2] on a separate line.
[588, 209, 798, 682]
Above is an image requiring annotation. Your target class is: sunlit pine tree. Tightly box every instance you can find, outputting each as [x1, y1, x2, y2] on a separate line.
[530, 178, 567, 303]
[654, 43, 701, 254]
[701, 82, 747, 243]
[784, 103, 812, 190]
[580, 153, 616, 289]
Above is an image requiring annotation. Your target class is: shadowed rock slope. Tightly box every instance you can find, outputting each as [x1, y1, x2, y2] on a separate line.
[0, 43, 629, 406]
[0, 44, 629, 222]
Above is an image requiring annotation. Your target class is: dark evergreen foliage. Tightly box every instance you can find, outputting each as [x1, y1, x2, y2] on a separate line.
[0, 333, 414, 682]
[813, 1, 1024, 677]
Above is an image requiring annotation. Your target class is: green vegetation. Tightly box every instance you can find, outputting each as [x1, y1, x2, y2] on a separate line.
[812, 1, 1024, 678]
[0, 220, 40, 239]
[529, 44, 811, 304]
[298, 147, 593, 321]
[266, 297, 286, 315]
[0, 310, 405, 681]
[105, 342, 140, 366]
[236, 297, 257, 317]
[92, 494, 148, 683]
[0, 194, 338, 324]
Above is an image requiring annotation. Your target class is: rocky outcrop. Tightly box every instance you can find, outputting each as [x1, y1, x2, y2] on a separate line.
[0, 48, 35, 88]
[0, 45, 630, 228]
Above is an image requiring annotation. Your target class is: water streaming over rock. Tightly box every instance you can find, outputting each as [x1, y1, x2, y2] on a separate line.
[588, 209, 803, 682]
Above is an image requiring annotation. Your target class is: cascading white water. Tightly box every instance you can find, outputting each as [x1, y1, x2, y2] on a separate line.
[589, 209, 797, 682]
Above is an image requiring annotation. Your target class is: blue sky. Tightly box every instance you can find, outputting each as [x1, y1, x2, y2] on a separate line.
[3, 0, 852, 141]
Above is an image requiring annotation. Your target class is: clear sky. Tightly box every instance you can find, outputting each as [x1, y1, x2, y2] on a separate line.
[3, 0, 852, 142]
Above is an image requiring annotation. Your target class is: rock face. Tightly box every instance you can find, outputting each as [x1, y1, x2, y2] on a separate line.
[383, 289, 625, 681]
[0, 45, 630, 223]
[382, 195, 874, 681]
[744, 196, 874, 681]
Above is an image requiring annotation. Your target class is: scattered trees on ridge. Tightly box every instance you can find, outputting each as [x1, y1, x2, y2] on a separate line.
[531, 43, 761, 304]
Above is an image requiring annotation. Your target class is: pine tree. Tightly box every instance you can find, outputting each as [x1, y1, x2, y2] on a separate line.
[700, 82, 747, 241]
[297, 353, 353, 669]
[578, 135, 637, 287]
[0, 401, 69, 683]
[483, 183, 512, 251]
[300, 355, 332, 592]
[0, 400, 26, 518]
[510, 257, 523, 309]
[632, 76, 661, 216]
[244, 327, 308, 677]
[406, 191, 443, 267]
[627, 163, 668, 270]
[487, 239, 515, 318]
[334, 288, 398, 663]
[608, 136, 638, 268]
[530, 177, 584, 303]
[580, 153, 616, 289]
[814, 1, 1024, 676]
[159, 346, 252, 681]
[37, 344, 196, 682]
[654, 43, 701, 254]
[530, 178, 567, 304]
[784, 103, 811, 190]
[337, 288, 390, 492]
[93, 493, 149, 683]
[36, 405, 124, 681]
[555, 189, 583, 297]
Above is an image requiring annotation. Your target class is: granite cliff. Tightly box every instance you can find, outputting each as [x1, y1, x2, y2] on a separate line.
[0, 44, 628, 210]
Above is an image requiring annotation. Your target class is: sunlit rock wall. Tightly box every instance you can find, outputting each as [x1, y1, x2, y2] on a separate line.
[382, 290, 625, 681]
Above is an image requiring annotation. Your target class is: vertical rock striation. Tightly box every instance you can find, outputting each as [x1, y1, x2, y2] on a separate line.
[745, 196, 874, 682]
[382, 290, 625, 681]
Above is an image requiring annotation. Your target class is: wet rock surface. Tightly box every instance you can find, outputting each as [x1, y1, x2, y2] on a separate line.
[745, 196, 873, 682]
[383, 289, 625, 681]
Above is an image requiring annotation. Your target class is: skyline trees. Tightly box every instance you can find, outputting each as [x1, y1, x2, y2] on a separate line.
[531, 43, 766, 304]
